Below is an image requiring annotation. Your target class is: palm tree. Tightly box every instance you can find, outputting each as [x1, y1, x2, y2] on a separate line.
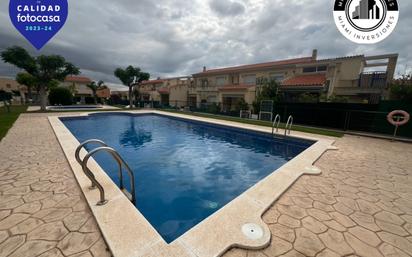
[86, 81, 98, 104]
[86, 80, 106, 104]
[1, 46, 79, 111]
[114, 66, 150, 108]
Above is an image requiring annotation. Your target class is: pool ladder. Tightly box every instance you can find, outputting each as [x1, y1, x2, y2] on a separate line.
[285, 115, 293, 136]
[75, 139, 136, 206]
[271, 114, 293, 136]
[272, 114, 281, 135]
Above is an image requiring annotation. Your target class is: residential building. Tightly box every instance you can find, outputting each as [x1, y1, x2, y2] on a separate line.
[0, 77, 27, 104]
[61, 76, 109, 104]
[110, 90, 129, 101]
[138, 76, 193, 106]
[110, 90, 129, 104]
[96, 87, 111, 99]
[139, 79, 166, 103]
[191, 49, 398, 109]
[62, 76, 93, 104]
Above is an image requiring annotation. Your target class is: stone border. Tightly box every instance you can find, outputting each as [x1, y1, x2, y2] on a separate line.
[48, 110, 336, 257]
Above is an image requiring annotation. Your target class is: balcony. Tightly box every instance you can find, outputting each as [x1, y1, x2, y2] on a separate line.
[358, 71, 387, 89]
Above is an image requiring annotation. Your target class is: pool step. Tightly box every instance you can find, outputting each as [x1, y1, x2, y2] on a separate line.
[122, 188, 133, 202]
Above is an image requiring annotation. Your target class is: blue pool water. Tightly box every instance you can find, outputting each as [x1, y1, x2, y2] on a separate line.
[61, 113, 313, 243]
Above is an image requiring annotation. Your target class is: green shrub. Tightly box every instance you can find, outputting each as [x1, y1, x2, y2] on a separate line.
[234, 98, 249, 112]
[0, 90, 12, 101]
[298, 93, 319, 103]
[48, 87, 73, 105]
[207, 103, 220, 114]
[390, 74, 412, 102]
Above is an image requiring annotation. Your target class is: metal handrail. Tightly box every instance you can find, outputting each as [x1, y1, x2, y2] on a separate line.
[272, 114, 281, 135]
[285, 115, 293, 136]
[82, 146, 136, 205]
[75, 139, 109, 189]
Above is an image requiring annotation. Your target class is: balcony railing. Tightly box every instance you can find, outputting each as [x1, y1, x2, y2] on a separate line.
[358, 72, 387, 89]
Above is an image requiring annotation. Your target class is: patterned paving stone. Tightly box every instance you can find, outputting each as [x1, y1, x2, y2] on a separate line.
[13, 202, 42, 214]
[376, 219, 409, 236]
[379, 242, 410, 257]
[348, 226, 381, 247]
[0, 115, 108, 257]
[27, 221, 68, 241]
[294, 228, 325, 256]
[278, 215, 301, 228]
[57, 232, 100, 256]
[10, 240, 56, 257]
[0, 213, 29, 230]
[378, 231, 412, 256]
[319, 229, 353, 256]
[262, 236, 292, 256]
[0, 231, 8, 244]
[37, 248, 65, 257]
[344, 232, 384, 257]
[301, 216, 327, 234]
[278, 250, 305, 257]
[2, 115, 412, 257]
[0, 235, 26, 257]
[63, 211, 90, 231]
[222, 135, 412, 256]
[375, 210, 406, 226]
[9, 218, 44, 235]
[268, 223, 295, 242]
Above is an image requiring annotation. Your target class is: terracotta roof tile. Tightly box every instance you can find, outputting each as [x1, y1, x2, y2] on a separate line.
[141, 79, 165, 85]
[194, 57, 314, 76]
[64, 76, 92, 83]
[281, 74, 327, 87]
[157, 88, 169, 94]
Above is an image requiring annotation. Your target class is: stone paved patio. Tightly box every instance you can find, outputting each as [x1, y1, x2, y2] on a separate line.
[1, 113, 412, 257]
[0, 114, 111, 257]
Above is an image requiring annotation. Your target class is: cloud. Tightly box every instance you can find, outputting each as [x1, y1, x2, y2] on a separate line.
[209, 0, 245, 17]
[0, 0, 411, 90]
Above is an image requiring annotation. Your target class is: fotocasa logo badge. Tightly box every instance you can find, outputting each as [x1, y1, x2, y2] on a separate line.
[9, 0, 68, 50]
[333, 0, 399, 44]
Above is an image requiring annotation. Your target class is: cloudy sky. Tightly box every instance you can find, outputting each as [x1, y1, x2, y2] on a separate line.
[0, 0, 411, 90]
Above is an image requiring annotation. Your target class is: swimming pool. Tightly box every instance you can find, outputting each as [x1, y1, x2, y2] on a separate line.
[61, 113, 313, 243]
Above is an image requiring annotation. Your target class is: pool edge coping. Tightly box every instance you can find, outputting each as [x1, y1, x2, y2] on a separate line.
[48, 110, 336, 257]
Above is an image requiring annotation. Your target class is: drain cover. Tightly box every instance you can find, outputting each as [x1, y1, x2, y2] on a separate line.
[241, 223, 264, 240]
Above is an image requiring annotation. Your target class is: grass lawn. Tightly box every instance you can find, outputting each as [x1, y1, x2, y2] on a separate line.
[161, 109, 344, 138]
[0, 105, 28, 140]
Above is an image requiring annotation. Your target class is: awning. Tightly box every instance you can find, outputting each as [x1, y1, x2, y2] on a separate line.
[218, 84, 255, 91]
[281, 74, 326, 88]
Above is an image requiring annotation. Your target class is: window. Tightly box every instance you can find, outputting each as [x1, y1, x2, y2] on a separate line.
[303, 67, 317, 73]
[216, 76, 226, 86]
[303, 66, 328, 73]
[201, 79, 208, 87]
[269, 73, 284, 82]
[243, 74, 256, 85]
[6, 84, 11, 88]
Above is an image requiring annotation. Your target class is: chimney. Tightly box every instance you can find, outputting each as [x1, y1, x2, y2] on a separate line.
[203, 66, 206, 72]
[312, 49, 318, 60]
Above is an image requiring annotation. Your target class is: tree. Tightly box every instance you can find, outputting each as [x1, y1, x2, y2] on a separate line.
[0, 90, 12, 113]
[114, 66, 149, 108]
[48, 87, 73, 105]
[86, 80, 105, 104]
[253, 78, 281, 113]
[1, 46, 80, 111]
[390, 74, 412, 102]
[16, 72, 37, 103]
